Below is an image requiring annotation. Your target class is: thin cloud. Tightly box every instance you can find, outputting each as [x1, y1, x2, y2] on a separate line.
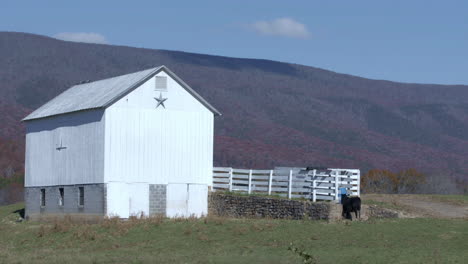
[53, 32, 108, 44]
[251, 18, 310, 39]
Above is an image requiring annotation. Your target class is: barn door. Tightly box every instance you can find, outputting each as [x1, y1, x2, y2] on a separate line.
[166, 184, 189, 218]
[166, 183, 208, 218]
[188, 184, 208, 217]
[129, 183, 149, 217]
[106, 182, 129, 218]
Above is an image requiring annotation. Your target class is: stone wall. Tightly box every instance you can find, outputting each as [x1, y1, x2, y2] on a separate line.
[209, 193, 403, 221]
[25, 184, 105, 221]
[209, 193, 333, 220]
[149, 184, 166, 215]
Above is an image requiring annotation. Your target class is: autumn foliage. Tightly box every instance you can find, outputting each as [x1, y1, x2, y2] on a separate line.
[361, 168, 426, 194]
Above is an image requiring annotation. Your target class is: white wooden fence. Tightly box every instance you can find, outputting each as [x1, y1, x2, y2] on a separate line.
[212, 167, 360, 202]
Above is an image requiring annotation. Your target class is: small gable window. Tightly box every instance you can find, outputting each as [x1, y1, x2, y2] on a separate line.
[155, 76, 167, 91]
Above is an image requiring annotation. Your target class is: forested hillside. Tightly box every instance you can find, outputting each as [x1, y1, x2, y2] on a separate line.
[0, 32, 467, 201]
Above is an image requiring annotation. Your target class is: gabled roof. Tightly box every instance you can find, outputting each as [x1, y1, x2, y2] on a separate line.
[23, 66, 221, 121]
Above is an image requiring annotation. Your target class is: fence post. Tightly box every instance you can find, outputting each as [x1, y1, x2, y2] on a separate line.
[268, 170, 273, 195]
[312, 169, 316, 202]
[248, 169, 252, 194]
[334, 171, 339, 203]
[288, 169, 292, 199]
[229, 168, 233, 192]
[356, 171, 361, 196]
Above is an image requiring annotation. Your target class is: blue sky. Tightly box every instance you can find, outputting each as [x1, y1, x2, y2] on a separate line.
[2, 0, 467, 85]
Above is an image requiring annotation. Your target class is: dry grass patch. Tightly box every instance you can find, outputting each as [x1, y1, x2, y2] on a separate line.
[203, 214, 227, 225]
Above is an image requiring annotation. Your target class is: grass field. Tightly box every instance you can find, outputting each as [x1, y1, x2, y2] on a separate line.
[0, 203, 467, 263]
[426, 194, 468, 205]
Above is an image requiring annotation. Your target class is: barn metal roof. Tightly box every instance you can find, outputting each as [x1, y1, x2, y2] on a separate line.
[23, 66, 221, 121]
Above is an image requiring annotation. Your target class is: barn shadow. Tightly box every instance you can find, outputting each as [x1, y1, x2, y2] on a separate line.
[13, 208, 25, 219]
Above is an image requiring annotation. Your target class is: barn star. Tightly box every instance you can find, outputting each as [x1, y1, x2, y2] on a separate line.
[154, 93, 167, 108]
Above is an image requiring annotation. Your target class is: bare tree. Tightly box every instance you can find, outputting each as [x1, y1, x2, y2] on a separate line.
[415, 173, 463, 194]
[361, 169, 397, 194]
[395, 168, 426, 194]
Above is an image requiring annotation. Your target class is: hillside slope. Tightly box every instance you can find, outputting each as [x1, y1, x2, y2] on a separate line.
[1, 32, 468, 182]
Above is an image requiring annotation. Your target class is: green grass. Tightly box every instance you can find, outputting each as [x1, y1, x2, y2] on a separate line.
[362, 194, 468, 210]
[0, 203, 467, 264]
[361, 199, 404, 211]
[426, 195, 468, 205]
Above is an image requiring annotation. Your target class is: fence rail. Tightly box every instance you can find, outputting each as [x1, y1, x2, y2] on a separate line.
[213, 167, 360, 202]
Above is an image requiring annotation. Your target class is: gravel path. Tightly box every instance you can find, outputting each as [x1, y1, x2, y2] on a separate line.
[362, 194, 468, 219]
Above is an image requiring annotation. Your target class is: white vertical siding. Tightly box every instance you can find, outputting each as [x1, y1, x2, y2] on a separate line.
[104, 108, 213, 185]
[103, 72, 214, 186]
[110, 71, 209, 112]
[25, 110, 105, 187]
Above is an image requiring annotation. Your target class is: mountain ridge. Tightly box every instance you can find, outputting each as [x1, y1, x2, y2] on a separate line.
[0, 31, 467, 184]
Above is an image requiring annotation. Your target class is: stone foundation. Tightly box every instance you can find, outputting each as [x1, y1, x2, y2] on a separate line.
[24, 184, 105, 221]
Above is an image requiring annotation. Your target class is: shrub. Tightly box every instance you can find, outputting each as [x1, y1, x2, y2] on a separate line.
[361, 168, 426, 194]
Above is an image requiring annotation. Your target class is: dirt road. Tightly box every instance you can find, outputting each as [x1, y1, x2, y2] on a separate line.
[362, 194, 468, 218]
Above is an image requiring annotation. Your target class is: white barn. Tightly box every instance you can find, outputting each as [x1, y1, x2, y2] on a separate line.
[23, 66, 220, 220]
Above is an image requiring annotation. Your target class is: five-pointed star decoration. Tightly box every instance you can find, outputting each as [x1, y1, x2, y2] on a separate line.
[154, 93, 168, 108]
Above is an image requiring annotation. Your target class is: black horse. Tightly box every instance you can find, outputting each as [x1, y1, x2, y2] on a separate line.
[342, 194, 361, 220]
